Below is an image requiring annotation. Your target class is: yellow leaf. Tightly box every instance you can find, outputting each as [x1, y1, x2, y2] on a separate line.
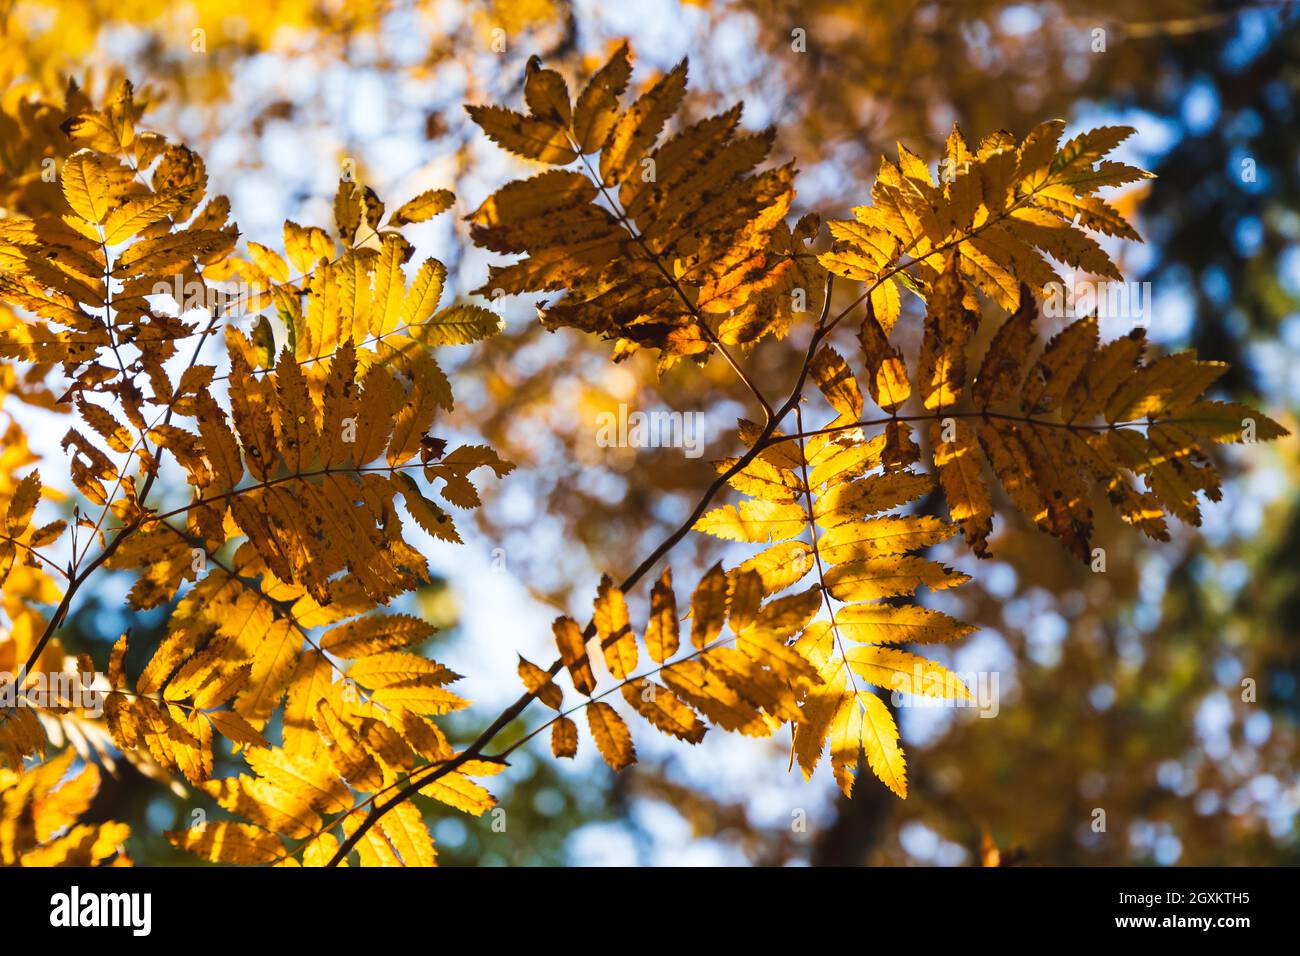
[599, 59, 687, 186]
[858, 691, 907, 798]
[834, 604, 976, 645]
[706, 646, 802, 722]
[523, 59, 571, 125]
[194, 391, 244, 491]
[1061, 327, 1145, 422]
[465, 105, 576, 165]
[313, 701, 382, 790]
[334, 180, 363, 242]
[694, 499, 807, 543]
[235, 618, 300, 722]
[719, 456, 805, 503]
[828, 690, 862, 796]
[930, 419, 993, 558]
[845, 646, 972, 701]
[246, 240, 289, 282]
[572, 42, 632, 153]
[369, 234, 410, 338]
[621, 680, 706, 743]
[916, 261, 978, 411]
[391, 188, 455, 225]
[971, 290, 1036, 408]
[102, 190, 187, 244]
[283, 220, 334, 273]
[202, 777, 321, 840]
[553, 616, 596, 695]
[322, 614, 436, 659]
[245, 747, 352, 813]
[419, 770, 495, 815]
[386, 354, 450, 466]
[660, 658, 769, 736]
[167, 822, 284, 864]
[5, 471, 40, 536]
[518, 656, 562, 710]
[727, 568, 763, 633]
[552, 717, 579, 758]
[690, 562, 728, 649]
[587, 701, 636, 771]
[369, 683, 469, 716]
[379, 801, 437, 867]
[858, 302, 910, 412]
[347, 652, 458, 689]
[594, 573, 637, 679]
[644, 567, 679, 663]
[751, 588, 823, 638]
[61, 150, 115, 224]
[733, 540, 814, 594]
[1178, 400, 1288, 444]
[207, 710, 270, 748]
[823, 554, 968, 603]
[283, 651, 332, 757]
[295, 833, 340, 868]
[816, 514, 955, 564]
[1022, 316, 1097, 415]
[810, 347, 863, 419]
[813, 471, 931, 527]
[415, 303, 501, 346]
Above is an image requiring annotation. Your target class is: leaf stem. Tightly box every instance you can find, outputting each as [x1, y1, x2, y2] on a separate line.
[320, 273, 838, 866]
[564, 132, 776, 423]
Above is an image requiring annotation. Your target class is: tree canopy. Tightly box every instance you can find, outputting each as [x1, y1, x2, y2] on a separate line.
[1, 0, 1297, 868]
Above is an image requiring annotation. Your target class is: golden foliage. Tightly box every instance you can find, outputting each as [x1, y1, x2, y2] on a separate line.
[819, 121, 1152, 321]
[0, 80, 508, 866]
[696, 405, 973, 796]
[0, 42, 1287, 867]
[0, 751, 129, 866]
[467, 44, 823, 368]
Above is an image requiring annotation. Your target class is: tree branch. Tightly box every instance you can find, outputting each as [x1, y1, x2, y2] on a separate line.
[320, 272, 839, 867]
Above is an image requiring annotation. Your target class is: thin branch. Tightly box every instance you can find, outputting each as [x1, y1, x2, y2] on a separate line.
[22, 515, 139, 674]
[490, 633, 737, 761]
[321, 272, 838, 867]
[24, 306, 225, 673]
[0, 533, 68, 579]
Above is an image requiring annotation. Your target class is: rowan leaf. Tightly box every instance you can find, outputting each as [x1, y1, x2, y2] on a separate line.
[391, 189, 455, 225]
[167, 822, 285, 864]
[587, 701, 636, 771]
[465, 105, 576, 165]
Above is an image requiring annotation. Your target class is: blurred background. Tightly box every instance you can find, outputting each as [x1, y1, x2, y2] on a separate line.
[2, 0, 1298, 865]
